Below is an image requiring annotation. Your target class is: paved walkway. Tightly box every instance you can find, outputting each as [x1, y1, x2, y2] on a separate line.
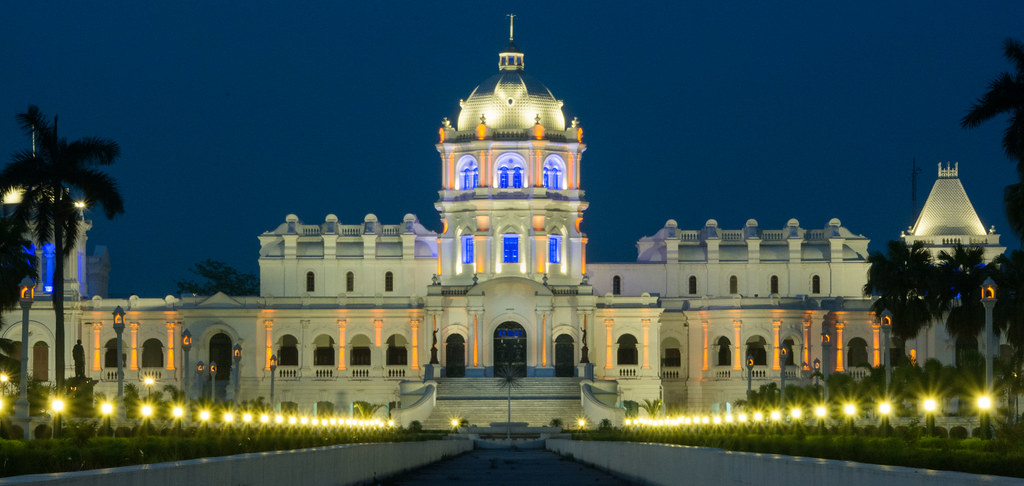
[383, 447, 636, 485]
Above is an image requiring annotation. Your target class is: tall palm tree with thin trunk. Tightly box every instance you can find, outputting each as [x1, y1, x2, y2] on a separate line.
[962, 38, 1024, 238]
[993, 250, 1024, 349]
[864, 240, 935, 341]
[932, 245, 990, 342]
[0, 105, 124, 392]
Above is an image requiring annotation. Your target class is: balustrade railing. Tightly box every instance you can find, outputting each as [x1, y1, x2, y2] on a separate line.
[661, 369, 680, 379]
[350, 366, 371, 378]
[618, 366, 638, 378]
[277, 366, 299, 380]
[313, 366, 336, 379]
[139, 368, 163, 381]
[386, 366, 407, 378]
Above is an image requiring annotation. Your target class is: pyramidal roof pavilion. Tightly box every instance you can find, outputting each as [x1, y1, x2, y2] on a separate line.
[903, 162, 1004, 260]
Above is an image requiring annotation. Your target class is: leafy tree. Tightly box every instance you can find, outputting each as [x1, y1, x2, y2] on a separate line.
[176, 259, 258, 296]
[0, 216, 34, 319]
[962, 38, 1024, 238]
[864, 240, 935, 341]
[0, 105, 124, 393]
[351, 400, 383, 419]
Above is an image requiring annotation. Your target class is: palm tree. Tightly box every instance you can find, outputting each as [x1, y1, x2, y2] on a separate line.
[961, 38, 1024, 238]
[0, 105, 124, 392]
[933, 245, 990, 342]
[992, 250, 1024, 348]
[0, 216, 34, 320]
[864, 240, 935, 341]
[495, 365, 522, 439]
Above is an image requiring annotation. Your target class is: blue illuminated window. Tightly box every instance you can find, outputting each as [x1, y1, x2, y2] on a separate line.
[549, 235, 561, 264]
[43, 243, 55, 293]
[512, 167, 523, 188]
[543, 160, 563, 189]
[503, 234, 519, 263]
[499, 167, 510, 188]
[462, 236, 474, 264]
[460, 161, 479, 190]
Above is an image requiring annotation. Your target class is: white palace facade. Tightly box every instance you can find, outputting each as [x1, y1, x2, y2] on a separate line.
[0, 39, 1006, 424]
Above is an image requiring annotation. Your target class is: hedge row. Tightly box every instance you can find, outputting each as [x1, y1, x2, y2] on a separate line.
[0, 426, 433, 477]
[580, 427, 1024, 477]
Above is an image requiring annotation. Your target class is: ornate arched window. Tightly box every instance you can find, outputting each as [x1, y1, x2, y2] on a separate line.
[346, 272, 354, 292]
[812, 275, 821, 294]
[495, 154, 527, 188]
[770, 275, 779, 295]
[306, 271, 315, 292]
[729, 276, 738, 295]
[458, 157, 480, 190]
[549, 235, 561, 264]
[688, 275, 697, 295]
[612, 276, 622, 295]
[385, 271, 394, 292]
[542, 157, 565, 189]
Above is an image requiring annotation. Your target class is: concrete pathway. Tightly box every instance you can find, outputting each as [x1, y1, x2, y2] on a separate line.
[382, 448, 636, 485]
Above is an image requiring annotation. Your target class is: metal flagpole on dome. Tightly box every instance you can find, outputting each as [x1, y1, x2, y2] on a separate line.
[507, 14, 515, 41]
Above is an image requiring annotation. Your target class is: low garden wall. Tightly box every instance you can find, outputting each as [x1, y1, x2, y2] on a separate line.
[0, 439, 472, 485]
[545, 439, 1024, 486]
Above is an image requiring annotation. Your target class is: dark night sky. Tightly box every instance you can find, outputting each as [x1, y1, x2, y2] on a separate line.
[2, 2, 1022, 297]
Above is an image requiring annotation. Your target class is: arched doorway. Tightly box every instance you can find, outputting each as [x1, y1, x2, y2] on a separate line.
[209, 333, 232, 400]
[493, 322, 527, 377]
[554, 334, 574, 377]
[445, 334, 465, 377]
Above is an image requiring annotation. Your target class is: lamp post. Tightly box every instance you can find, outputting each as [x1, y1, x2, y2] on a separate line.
[923, 398, 937, 436]
[144, 376, 154, 400]
[113, 306, 126, 418]
[209, 361, 217, 402]
[231, 344, 242, 403]
[15, 278, 34, 439]
[269, 354, 278, 412]
[981, 278, 997, 395]
[880, 309, 893, 396]
[813, 358, 821, 389]
[821, 331, 831, 404]
[745, 354, 755, 398]
[779, 347, 788, 411]
[195, 361, 205, 400]
[181, 329, 192, 403]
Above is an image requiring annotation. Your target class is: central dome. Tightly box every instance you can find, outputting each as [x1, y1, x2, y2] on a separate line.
[456, 43, 566, 132]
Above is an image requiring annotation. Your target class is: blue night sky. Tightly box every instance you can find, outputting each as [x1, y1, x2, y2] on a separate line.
[2, 2, 1022, 297]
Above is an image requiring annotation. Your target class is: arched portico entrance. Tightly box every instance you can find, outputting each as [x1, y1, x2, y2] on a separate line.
[493, 322, 527, 377]
[445, 334, 465, 377]
[554, 334, 574, 377]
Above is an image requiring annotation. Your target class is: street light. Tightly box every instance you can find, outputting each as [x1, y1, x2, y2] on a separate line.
[51, 399, 64, 438]
[231, 343, 242, 403]
[195, 361, 205, 400]
[181, 329, 192, 402]
[15, 277, 34, 439]
[821, 331, 831, 404]
[923, 398, 937, 436]
[745, 354, 755, 398]
[112, 306, 126, 418]
[981, 278, 998, 396]
[880, 309, 893, 395]
[269, 354, 278, 412]
[779, 346, 789, 410]
[144, 376, 155, 399]
[978, 394, 993, 439]
[101, 402, 114, 437]
[209, 361, 217, 402]
[879, 401, 892, 435]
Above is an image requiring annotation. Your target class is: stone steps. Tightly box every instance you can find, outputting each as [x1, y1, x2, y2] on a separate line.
[420, 378, 584, 430]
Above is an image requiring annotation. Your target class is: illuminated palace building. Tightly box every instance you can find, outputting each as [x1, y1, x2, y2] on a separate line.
[1, 38, 1004, 425]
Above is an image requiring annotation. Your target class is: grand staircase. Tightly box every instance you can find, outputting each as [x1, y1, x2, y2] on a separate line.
[420, 377, 584, 430]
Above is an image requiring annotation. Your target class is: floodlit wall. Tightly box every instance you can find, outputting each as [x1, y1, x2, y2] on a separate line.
[546, 439, 1022, 486]
[2, 440, 472, 486]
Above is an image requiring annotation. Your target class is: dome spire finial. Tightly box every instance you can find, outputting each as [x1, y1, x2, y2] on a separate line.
[507, 13, 515, 42]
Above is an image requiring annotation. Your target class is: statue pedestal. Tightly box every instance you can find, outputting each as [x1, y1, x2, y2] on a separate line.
[423, 364, 435, 381]
[578, 363, 594, 380]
